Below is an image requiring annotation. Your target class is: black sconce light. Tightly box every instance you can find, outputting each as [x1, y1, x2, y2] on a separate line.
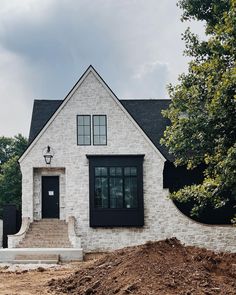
[43, 146, 54, 165]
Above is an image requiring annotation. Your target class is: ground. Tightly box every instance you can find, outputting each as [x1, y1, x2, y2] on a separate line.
[0, 239, 235, 295]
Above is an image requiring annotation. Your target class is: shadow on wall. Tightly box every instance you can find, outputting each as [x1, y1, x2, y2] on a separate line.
[163, 162, 235, 224]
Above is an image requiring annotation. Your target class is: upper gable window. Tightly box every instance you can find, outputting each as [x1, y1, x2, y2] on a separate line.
[77, 115, 91, 145]
[93, 115, 107, 145]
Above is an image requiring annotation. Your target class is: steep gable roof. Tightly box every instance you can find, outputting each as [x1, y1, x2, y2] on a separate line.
[28, 98, 173, 161]
[19, 65, 169, 162]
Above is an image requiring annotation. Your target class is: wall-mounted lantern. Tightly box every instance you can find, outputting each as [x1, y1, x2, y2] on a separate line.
[43, 146, 54, 165]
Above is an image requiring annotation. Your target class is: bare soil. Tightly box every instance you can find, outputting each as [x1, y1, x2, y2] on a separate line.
[0, 238, 235, 295]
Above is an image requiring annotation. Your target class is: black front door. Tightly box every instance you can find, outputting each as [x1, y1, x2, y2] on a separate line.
[42, 176, 59, 218]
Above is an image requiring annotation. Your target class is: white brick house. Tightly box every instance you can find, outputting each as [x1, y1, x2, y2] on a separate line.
[7, 66, 236, 259]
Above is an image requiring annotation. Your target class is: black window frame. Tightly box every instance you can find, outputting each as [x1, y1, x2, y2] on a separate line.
[87, 155, 144, 227]
[77, 115, 91, 146]
[92, 115, 107, 146]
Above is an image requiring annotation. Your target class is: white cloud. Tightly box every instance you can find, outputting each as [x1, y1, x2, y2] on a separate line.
[133, 61, 169, 80]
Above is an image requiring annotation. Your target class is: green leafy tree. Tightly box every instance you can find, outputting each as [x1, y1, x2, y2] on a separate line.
[0, 137, 14, 166]
[161, 0, 236, 220]
[0, 134, 27, 217]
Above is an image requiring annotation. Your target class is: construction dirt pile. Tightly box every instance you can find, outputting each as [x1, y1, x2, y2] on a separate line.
[48, 238, 236, 295]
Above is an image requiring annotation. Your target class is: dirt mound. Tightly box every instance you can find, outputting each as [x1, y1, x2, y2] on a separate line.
[48, 238, 236, 295]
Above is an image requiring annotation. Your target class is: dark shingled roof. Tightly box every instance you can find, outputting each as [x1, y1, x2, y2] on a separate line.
[28, 99, 173, 161]
[28, 100, 62, 144]
[120, 99, 173, 161]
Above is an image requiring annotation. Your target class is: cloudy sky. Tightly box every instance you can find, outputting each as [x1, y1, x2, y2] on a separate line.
[0, 0, 205, 137]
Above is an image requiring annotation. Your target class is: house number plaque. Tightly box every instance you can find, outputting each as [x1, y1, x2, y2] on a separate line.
[48, 191, 54, 196]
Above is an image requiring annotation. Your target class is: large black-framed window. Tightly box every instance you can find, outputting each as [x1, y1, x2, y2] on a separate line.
[77, 115, 91, 145]
[94, 166, 138, 209]
[87, 155, 144, 227]
[93, 115, 107, 145]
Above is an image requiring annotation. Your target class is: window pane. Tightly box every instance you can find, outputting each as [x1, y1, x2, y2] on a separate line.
[124, 167, 137, 176]
[93, 116, 100, 125]
[110, 167, 116, 176]
[78, 126, 84, 135]
[94, 126, 100, 135]
[84, 135, 90, 145]
[116, 167, 122, 175]
[95, 177, 108, 208]
[78, 135, 84, 145]
[84, 125, 90, 135]
[99, 116, 106, 126]
[99, 126, 106, 135]
[77, 116, 84, 125]
[95, 167, 107, 177]
[83, 116, 90, 126]
[110, 178, 123, 208]
[124, 167, 130, 176]
[109, 167, 122, 176]
[100, 136, 106, 145]
[125, 177, 138, 208]
[130, 167, 137, 176]
[94, 135, 100, 145]
[101, 167, 108, 176]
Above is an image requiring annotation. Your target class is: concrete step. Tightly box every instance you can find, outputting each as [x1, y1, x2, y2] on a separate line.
[14, 254, 59, 264]
[0, 248, 83, 262]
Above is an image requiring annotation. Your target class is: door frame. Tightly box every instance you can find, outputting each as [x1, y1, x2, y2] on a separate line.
[41, 175, 60, 219]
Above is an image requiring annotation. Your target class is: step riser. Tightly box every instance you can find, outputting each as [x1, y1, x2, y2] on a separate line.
[14, 260, 59, 264]
[25, 236, 69, 239]
[19, 244, 71, 246]
[18, 244, 71, 247]
[0, 249, 83, 262]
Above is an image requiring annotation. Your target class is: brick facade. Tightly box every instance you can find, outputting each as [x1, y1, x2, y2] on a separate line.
[19, 68, 236, 253]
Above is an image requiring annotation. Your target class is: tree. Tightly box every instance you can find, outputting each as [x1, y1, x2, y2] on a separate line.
[0, 134, 28, 217]
[0, 137, 14, 166]
[161, 0, 236, 221]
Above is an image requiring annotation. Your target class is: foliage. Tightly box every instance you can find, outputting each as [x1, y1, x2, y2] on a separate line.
[161, 0, 236, 220]
[0, 134, 27, 218]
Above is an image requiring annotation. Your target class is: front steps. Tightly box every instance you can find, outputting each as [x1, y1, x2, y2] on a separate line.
[0, 219, 83, 263]
[17, 219, 72, 248]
